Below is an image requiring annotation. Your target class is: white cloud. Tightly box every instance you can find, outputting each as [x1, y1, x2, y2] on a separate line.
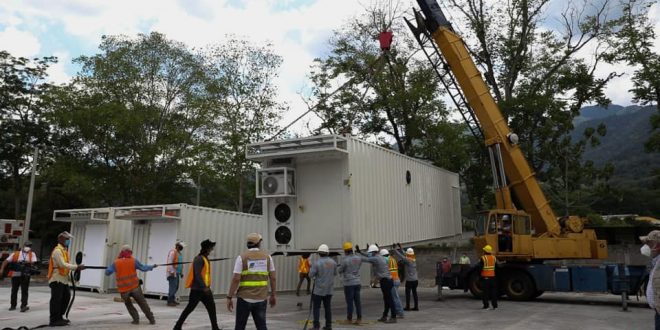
[46, 51, 71, 85]
[0, 26, 41, 57]
[1, 0, 657, 134]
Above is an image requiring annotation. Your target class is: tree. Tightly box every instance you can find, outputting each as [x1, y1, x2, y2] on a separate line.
[202, 37, 285, 212]
[603, 0, 660, 152]
[445, 0, 618, 213]
[48, 32, 212, 205]
[309, 2, 451, 155]
[0, 51, 56, 219]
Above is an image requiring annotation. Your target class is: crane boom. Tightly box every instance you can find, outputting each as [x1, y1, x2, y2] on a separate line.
[412, 0, 560, 236]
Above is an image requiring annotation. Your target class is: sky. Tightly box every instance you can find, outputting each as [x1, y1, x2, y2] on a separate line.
[0, 0, 658, 136]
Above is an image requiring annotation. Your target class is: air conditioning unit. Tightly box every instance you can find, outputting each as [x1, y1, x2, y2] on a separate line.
[257, 168, 295, 198]
[268, 198, 295, 249]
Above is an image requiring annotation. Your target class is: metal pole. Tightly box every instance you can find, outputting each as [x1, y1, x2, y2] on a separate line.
[196, 173, 201, 206]
[22, 147, 38, 245]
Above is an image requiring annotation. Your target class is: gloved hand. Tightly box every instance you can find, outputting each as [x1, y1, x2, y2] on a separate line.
[354, 245, 360, 252]
[179, 273, 184, 278]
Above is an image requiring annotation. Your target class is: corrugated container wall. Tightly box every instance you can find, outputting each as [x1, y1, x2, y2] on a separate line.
[348, 138, 462, 245]
[176, 205, 263, 297]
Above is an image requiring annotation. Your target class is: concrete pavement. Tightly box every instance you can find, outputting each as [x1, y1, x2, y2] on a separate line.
[0, 284, 652, 329]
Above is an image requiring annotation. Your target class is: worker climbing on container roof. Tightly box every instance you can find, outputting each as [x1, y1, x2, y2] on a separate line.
[310, 243, 337, 330]
[104, 245, 157, 325]
[392, 243, 419, 311]
[639, 230, 660, 328]
[174, 239, 221, 330]
[477, 245, 498, 310]
[166, 240, 186, 306]
[355, 244, 396, 323]
[227, 233, 277, 330]
[338, 241, 364, 325]
[380, 248, 404, 318]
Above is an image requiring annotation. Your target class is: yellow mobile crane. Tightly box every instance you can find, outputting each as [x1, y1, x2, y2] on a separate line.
[404, 1, 648, 303]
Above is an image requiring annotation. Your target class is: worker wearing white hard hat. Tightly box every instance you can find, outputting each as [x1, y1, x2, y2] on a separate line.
[355, 243, 397, 323]
[310, 243, 337, 330]
[166, 240, 186, 306]
[380, 248, 404, 318]
[392, 243, 419, 311]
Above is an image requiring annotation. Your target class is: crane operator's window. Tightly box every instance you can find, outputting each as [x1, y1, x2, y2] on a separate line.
[475, 213, 487, 235]
[513, 215, 531, 235]
[488, 215, 497, 234]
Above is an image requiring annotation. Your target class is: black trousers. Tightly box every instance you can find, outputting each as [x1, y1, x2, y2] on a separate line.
[405, 280, 419, 309]
[49, 282, 71, 324]
[379, 278, 396, 319]
[10, 276, 30, 308]
[481, 277, 498, 308]
[174, 290, 219, 330]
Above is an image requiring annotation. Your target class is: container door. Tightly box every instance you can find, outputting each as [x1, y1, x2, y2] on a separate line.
[144, 221, 177, 295]
[131, 223, 149, 285]
[79, 223, 108, 288]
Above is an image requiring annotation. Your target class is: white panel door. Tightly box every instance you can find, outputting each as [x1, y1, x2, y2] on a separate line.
[79, 224, 108, 288]
[145, 221, 177, 295]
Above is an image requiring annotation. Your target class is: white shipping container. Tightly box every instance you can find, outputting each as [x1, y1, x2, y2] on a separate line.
[247, 135, 462, 253]
[53, 208, 132, 293]
[112, 204, 279, 298]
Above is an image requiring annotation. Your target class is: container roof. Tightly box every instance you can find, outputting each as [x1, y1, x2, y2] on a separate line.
[246, 135, 348, 161]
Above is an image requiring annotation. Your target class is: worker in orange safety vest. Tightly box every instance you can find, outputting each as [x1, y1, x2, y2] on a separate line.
[478, 245, 498, 310]
[105, 245, 157, 325]
[0, 240, 38, 312]
[174, 239, 221, 330]
[296, 253, 311, 296]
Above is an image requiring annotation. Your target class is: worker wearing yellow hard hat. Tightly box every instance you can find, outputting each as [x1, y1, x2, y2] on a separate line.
[479, 245, 498, 310]
[338, 241, 364, 324]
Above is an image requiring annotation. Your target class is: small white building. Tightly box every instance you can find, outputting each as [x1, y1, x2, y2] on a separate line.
[53, 208, 131, 293]
[112, 204, 265, 298]
[247, 135, 462, 253]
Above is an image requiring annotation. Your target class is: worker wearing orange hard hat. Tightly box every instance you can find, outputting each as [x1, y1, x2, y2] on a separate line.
[478, 245, 498, 310]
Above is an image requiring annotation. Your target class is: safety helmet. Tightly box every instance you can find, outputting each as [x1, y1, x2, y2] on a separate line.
[317, 244, 330, 253]
[343, 241, 353, 250]
[483, 245, 493, 253]
[367, 244, 379, 253]
[406, 248, 414, 255]
[379, 248, 389, 256]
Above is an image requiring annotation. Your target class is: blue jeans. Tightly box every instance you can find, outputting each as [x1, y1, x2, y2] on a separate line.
[391, 280, 404, 316]
[343, 285, 362, 320]
[167, 276, 179, 303]
[312, 294, 332, 329]
[235, 297, 267, 330]
[655, 312, 660, 330]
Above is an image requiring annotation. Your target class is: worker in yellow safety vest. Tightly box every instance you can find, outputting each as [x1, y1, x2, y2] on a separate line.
[174, 239, 220, 330]
[478, 245, 498, 310]
[296, 253, 311, 296]
[227, 233, 277, 330]
[47, 231, 85, 327]
[381, 249, 404, 318]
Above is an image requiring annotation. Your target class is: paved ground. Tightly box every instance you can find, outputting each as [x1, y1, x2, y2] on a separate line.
[0, 284, 653, 330]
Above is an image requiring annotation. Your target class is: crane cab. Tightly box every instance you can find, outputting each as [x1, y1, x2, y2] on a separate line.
[474, 210, 534, 260]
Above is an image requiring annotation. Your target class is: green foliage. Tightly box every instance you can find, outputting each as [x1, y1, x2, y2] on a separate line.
[201, 37, 285, 212]
[47, 33, 210, 205]
[602, 0, 660, 153]
[0, 51, 56, 219]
